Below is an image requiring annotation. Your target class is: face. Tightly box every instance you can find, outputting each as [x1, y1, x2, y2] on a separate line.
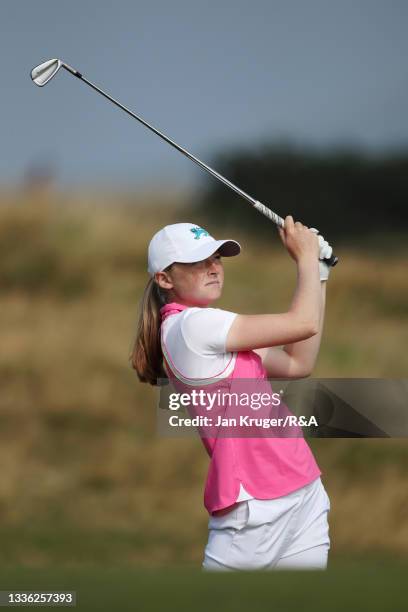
[155, 251, 224, 307]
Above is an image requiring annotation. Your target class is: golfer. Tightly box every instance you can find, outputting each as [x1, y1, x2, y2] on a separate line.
[132, 215, 333, 571]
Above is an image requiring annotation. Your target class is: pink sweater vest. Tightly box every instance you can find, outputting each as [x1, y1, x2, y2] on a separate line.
[160, 302, 322, 516]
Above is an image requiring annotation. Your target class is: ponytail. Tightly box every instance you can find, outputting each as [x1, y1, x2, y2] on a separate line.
[130, 277, 168, 386]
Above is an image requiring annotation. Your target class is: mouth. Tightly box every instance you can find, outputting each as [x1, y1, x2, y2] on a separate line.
[206, 281, 220, 286]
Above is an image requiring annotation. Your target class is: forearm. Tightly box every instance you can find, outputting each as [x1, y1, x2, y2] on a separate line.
[290, 256, 321, 331]
[283, 281, 326, 375]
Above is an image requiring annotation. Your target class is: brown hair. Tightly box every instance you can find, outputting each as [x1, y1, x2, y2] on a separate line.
[130, 271, 171, 386]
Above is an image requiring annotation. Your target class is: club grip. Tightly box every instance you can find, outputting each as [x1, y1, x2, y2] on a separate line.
[323, 254, 339, 267]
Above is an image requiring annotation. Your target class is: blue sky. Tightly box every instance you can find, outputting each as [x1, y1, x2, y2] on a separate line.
[3, 0, 408, 188]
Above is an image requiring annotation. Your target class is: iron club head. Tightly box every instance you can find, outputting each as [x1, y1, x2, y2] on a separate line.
[31, 59, 62, 87]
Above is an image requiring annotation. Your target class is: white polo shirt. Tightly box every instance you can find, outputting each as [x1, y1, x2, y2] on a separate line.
[161, 306, 254, 502]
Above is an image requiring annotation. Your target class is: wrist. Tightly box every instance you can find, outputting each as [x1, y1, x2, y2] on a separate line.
[296, 255, 319, 269]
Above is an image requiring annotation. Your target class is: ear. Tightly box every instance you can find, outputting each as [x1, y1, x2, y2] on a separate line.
[155, 271, 174, 290]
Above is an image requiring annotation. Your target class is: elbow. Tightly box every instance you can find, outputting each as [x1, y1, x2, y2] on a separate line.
[297, 368, 313, 379]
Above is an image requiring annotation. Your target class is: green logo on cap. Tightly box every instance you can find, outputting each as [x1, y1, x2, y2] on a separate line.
[190, 227, 209, 240]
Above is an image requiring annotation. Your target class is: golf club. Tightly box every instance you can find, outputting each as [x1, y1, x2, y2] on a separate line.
[30, 58, 338, 267]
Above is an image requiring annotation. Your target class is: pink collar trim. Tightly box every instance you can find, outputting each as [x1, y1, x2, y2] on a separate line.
[160, 302, 190, 322]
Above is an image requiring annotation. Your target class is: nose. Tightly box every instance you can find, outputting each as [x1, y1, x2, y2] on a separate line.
[205, 260, 221, 282]
[207, 255, 220, 271]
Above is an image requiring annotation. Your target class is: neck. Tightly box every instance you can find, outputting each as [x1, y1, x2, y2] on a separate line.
[166, 295, 211, 308]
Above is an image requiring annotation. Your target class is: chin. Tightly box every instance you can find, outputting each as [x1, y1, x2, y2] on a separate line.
[206, 287, 222, 301]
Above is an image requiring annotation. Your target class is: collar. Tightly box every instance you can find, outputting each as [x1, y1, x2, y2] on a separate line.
[160, 302, 190, 322]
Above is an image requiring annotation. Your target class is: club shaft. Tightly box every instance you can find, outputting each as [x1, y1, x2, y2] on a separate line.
[62, 64, 285, 228]
[61, 62, 338, 265]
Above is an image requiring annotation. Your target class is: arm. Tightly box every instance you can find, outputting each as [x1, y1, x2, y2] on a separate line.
[254, 281, 326, 378]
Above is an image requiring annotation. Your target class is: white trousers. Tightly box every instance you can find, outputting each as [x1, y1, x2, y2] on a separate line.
[202, 476, 331, 571]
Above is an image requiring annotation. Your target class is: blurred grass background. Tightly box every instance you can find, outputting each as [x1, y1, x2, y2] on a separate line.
[0, 184, 407, 593]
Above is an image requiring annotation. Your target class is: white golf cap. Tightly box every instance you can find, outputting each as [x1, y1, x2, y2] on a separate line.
[147, 223, 241, 276]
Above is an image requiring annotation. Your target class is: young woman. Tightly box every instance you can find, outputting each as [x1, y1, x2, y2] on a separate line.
[132, 215, 333, 571]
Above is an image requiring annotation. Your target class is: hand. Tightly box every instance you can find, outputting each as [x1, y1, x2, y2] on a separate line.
[309, 228, 333, 281]
[278, 215, 320, 264]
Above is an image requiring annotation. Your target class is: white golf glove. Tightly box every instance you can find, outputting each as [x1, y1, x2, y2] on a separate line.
[309, 228, 333, 281]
